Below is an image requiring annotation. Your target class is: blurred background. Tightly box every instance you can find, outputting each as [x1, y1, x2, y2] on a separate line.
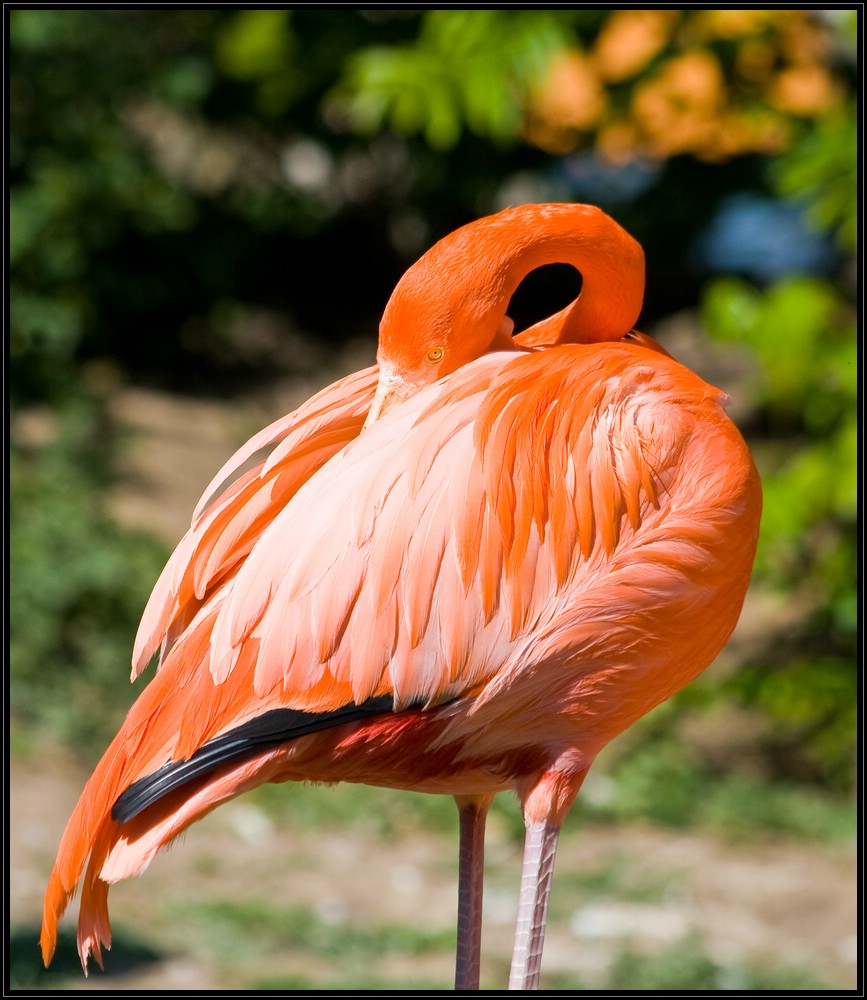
[9, 9, 857, 991]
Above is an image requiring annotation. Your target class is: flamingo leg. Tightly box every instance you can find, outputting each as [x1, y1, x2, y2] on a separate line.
[454, 794, 493, 991]
[508, 820, 561, 991]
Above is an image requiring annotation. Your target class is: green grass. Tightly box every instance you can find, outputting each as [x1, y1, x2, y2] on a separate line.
[251, 972, 448, 989]
[572, 731, 857, 845]
[546, 853, 678, 925]
[17, 912, 834, 992]
[543, 937, 833, 991]
[165, 897, 456, 989]
[170, 897, 455, 961]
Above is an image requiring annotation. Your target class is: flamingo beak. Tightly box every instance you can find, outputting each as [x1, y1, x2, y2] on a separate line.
[363, 370, 416, 429]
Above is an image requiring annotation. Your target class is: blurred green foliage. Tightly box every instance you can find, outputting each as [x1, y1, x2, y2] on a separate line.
[576, 729, 856, 842]
[772, 104, 858, 254]
[9, 9, 857, 804]
[10, 397, 167, 753]
[594, 940, 830, 992]
[14, 892, 832, 991]
[333, 10, 570, 149]
[701, 273, 855, 790]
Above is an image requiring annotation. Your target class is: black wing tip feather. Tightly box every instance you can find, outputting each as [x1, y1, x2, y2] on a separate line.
[111, 694, 397, 825]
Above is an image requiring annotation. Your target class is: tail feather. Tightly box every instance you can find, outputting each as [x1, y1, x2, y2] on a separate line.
[39, 865, 72, 967]
[39, 645, 198, 968]
[40, 738, 142, 969]
[43, 744, 292, 972]
[39, 625, 398, 970]
[40, 734, 130, 968]
[77, 829, 115, 973]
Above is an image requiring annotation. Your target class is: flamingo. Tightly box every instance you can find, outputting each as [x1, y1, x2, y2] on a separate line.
[40, 203, 761, 990]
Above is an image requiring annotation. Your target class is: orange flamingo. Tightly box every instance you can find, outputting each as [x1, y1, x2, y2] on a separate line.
[40, 204, 761, 990]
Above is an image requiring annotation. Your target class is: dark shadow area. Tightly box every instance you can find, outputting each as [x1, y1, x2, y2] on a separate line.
[8, 925, 164, 991]
[507, 262, 583, 334]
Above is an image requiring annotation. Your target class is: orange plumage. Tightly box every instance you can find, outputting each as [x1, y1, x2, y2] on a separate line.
[40, 203, 761, 990]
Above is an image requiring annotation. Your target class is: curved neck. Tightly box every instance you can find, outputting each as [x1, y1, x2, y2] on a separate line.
[378, 203, 645, 381]
[491, 204, 645, 346]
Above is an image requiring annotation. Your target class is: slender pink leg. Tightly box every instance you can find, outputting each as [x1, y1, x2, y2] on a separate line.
[508, 820, 561, 991]
[454, 794, 493, 991]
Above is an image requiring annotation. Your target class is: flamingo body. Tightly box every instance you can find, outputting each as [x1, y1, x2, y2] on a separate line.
[40, 204, 761, 988]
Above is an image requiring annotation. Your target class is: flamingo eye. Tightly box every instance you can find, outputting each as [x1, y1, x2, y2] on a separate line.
[426, 345, 445, 363]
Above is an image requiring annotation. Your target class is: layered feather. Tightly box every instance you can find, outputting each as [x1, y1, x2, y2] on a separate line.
[132, 366, 379, 678]
[41, 338, 760, 972]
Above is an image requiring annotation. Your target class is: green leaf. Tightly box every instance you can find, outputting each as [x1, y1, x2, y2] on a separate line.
[215, 10, 294, 80]
[332, 9, 571, 149]
[773, 104, 858, 254]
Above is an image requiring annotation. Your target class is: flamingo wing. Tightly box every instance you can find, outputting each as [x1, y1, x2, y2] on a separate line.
[42, 342, 760, 972]
[132, 365, 379, 677]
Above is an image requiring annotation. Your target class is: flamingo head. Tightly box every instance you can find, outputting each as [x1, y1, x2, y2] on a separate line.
[365, 202, 647, 428]
[365, 243, 519, 427]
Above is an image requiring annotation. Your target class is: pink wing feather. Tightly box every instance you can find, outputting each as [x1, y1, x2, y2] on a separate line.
[42, 342, 760, 973]
[132, 366, 379, 677]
